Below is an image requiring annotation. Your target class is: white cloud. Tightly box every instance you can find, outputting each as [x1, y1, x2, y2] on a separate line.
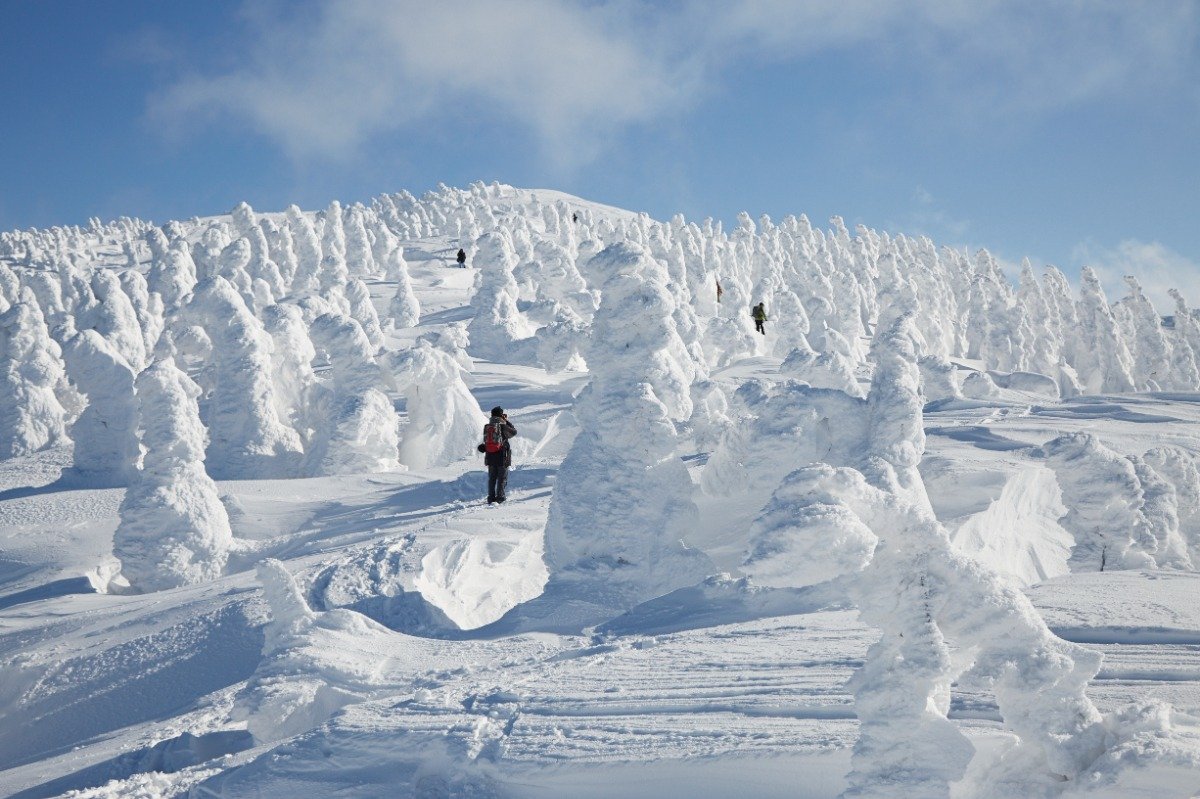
[1074, 239, 1200, 313]
[695, 1, 1200, 130]
[150, 0, 689, 162]
[148, 0, 1200, 163]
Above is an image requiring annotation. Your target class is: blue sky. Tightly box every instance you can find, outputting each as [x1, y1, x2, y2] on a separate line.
[2, 0, 1198, 305]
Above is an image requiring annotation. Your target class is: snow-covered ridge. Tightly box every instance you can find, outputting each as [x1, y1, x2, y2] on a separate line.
[5, 182, 1198, 399]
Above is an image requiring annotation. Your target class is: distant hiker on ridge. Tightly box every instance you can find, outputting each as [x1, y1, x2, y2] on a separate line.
[478, 406, 517, 504]
[752, 301, 768, 335]
[456, 248, 467, 267]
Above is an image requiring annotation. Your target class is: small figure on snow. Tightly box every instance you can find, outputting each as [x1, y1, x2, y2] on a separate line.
[478, 405, 517, 504]
[752, 301, 768, 335]
[456, 248, 467, 267]
[716, 279, 724, 304]
[572, 212, 579, 223]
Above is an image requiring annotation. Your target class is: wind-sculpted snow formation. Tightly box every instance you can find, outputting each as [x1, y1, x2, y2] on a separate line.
[3, 181, 1200, 796]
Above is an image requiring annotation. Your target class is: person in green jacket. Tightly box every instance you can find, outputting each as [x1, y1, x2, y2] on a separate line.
[752, 302, 768, 335]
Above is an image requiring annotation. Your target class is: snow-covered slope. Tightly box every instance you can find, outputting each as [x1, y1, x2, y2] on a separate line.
[1, 182, 1199, 798]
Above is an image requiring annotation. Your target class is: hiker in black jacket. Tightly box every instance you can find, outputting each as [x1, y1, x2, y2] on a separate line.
[480, 406, 517, 504]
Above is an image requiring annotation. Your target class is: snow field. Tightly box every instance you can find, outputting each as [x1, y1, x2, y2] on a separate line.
[0, 183, 1199, 796]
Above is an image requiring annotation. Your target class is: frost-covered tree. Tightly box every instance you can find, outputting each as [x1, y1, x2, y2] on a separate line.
[780, 346, 863, 397]
[86, 269, 147, 371]
[1042, 432, 1158, 571]
[373, 223, 400, 280]
[529, 239, 593, 318]
[543, 248, 713, 620]
[0, 293, 70, 458]
[59, 268, 96, 325]
[534, 307, 588, 373]
[1118, 276, 1174, 390]
[231, 201, 257, 238]
[192, 224, 230, 282]
[769, 284, 812, 358]
[386, 339, 485, 470]
[1014, 260, 1060, 378]
[585, 244, 695, 420]
[319, 201, 349, 291]
[0, 262, 21, 308]
[344, 278, 384, 351]
[1043, 432, 1194, 571]
[262, 303, 321, 448]
[1167, 289, 1200, 390]
[306, 313, 400, 475]
[1075, 267, 1136, 393]
[20, 270, 68, 329]
[244, 226, 287, 301]
[917, 354, 962, 401]
[703, 253, 760, 366]
[186, 277, 304, 479]
[61, 329, 138, 485]
[287, 205, 322, 296]
[738, 316, 1121, 798]
[386, 246, 421, 329]
[417, 322, 471, 371]
[466, 230, 533, 361]
[261, 219, 298, 289]
[147, 238, 198, 309]
[860, 315, 929, 501]
[216, 238, 258, 309]
[343, 204, 377, 278]
[119, 269, 165, 356]
[143, 226, 170, 262]
[1145, 446, 1200, 564]
[114, 358, 233, 592]
[1131, 454, 1193, 569]
[686, 379, 733, 453]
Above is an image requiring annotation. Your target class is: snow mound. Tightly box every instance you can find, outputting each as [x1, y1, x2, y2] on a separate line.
[414, 533, 548, 630]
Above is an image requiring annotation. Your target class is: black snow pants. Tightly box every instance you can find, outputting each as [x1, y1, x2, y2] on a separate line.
[488, 462, 509, 503]
[755, 318, 765, 334]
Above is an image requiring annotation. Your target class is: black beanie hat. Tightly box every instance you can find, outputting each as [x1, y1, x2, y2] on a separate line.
[490, 406, 505, 417]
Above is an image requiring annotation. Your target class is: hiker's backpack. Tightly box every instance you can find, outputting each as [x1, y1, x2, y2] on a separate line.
[483, 421, 505, 454]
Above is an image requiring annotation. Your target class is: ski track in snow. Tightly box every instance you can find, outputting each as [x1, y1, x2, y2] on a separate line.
[1, 188, 1200, 797]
